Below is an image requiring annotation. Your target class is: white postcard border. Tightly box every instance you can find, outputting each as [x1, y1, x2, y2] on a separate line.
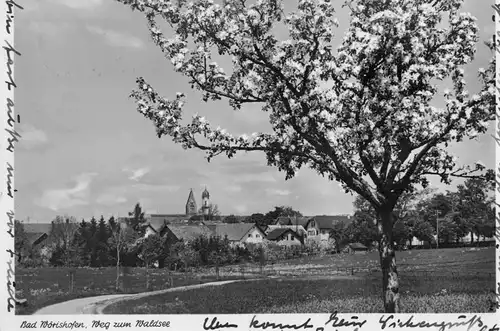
[0, 0, 499, 330]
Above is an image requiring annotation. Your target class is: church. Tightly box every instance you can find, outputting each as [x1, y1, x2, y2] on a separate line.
[185, 187, 211, 219]
[147, 187, 213, 227]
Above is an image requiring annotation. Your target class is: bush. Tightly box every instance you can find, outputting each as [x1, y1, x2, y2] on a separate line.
[21, 257, 45, 268]
[303, 240, 322, 255]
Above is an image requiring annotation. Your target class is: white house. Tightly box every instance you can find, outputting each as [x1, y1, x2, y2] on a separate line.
[213, 223, 267, 245]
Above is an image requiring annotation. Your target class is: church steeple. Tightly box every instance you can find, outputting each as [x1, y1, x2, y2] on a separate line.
[185, 188, 197, 217]
[202, 187, 210, 220]
[202, 186, 210, 199]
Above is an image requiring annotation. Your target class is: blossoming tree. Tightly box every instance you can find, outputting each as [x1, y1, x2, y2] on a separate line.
[117, 0, 495, 312]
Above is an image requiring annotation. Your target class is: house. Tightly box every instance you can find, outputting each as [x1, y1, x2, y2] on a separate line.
[23, 223, 52, 247]
[266, 228, 303, 247]
[23, 222, 80, 247]
[213, 223, 266, 245]
[348, 242, 368, 254]
[162, 223, 214, 243]
[304, 215, 353, 241]
[265, 224, 307, 238]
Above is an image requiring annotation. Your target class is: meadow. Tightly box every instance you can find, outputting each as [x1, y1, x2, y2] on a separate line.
[16, 246, 496, 314]
[15, 267, 248, 315]
[103, 247, 497, 314]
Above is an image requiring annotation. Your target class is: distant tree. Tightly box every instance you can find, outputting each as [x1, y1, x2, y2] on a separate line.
[49, 216, 79, 266]
[178, 244, 201, 271]
[75, 219, 92, 266]
[88, 217, 99, 267]
[246, 213, 266, 226]
[354, 188, 435, 225]
[454, 177, 494, 242]
[199, 203, 221, 221]
[438, 215, 460, 244]
[140, 234, 168, 289]
[416, 193, 453, 225]
[476, 205, 495, 240]
[392, 220, 412, 248]
[14, 220, 27, 263]
[96, 216, 110, 266]
[329, 221, 349, 253]
[224, 214, 239, 224]
[49, 215, 78, 248]
[264, 206, 303, 225]
[129, 202, 148, 236]
[352, 190, 432, 249]
[109, 217, 138, 291]
[348, 215, 380, 249]
[411, 218, 435, 246]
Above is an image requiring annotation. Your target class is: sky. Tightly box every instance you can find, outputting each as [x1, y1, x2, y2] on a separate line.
[14, 0, 496, 223]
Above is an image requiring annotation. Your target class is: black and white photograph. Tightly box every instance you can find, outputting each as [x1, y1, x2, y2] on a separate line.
[2, 0, 499, 323]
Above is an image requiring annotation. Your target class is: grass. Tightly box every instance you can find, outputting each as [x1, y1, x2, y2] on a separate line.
[279, 246, 495, 269]
[103, 274, 496, 314]
[17, 247, 497, 314]
[102, 247, 497, 314]
[15, 267, 248, 315]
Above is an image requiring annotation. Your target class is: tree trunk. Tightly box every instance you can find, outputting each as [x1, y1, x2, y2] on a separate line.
[470, 231, 474, 244]
[378, 210, 400, 313]
[116, 246, 120, 291]
[146, 262, 150, 290]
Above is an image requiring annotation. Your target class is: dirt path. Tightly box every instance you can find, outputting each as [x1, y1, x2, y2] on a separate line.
[34, 294, 135, 315]
[33, 280, 242, 315]
[34, 275, 363, 315]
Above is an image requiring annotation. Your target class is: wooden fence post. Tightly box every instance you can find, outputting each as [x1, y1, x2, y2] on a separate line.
[68, 268, 76, 293]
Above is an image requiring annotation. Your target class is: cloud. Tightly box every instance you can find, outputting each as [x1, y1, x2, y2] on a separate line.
[36, 173, 97, 211]
[18, 124, 48, 149]
[234, 173, 277, 183]
[86, 26, 144, 49]
[265, 189, 291, 196]
[131, 183, 180, 193]
[28, 21, 63, 37]
[96, 193, 127, 206]
[50, 0, 103, 9]
[126, 167, 151, 181]
[233, 204, 248, 214]
[226, 185, 242, 193]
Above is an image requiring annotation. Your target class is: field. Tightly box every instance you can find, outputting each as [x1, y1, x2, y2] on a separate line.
[15, 267, 249, 315]
[103, 247, 497, 314]
[17, 247, 497, 314]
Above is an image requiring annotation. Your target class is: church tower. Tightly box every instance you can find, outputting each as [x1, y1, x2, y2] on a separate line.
[185, 189, 197, 217]
[201, 187, 210, 220]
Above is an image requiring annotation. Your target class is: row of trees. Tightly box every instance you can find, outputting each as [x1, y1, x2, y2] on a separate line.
[330, 178, 495, 252]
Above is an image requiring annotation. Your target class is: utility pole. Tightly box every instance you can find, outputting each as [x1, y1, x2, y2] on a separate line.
[435, 209, 439, 249]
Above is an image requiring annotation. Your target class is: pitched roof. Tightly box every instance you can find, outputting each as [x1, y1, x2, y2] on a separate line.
[266, 224, 306, 236]
[166, 223, 213, 242]
[266, 228, 300, 241]
[185, 189, 197, 210]
[308, 215, 353, 229]
[23, 223, 52, 234]
[148, 214, 188, 231]
[214, 223, 259, 241]
[202, 220, 219, 233]
[26, 232, 48, 246]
